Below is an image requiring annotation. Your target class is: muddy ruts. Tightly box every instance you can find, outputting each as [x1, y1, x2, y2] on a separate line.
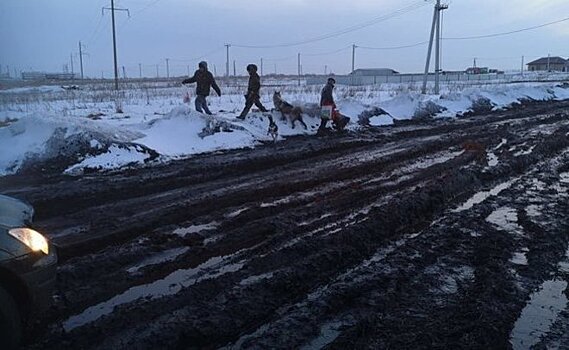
[11, 100, 569, 349]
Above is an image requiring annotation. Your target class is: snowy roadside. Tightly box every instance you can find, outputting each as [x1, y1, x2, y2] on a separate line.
[1, 82, 568, 176]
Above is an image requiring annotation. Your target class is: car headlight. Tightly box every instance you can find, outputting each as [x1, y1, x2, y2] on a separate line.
[8, 228, 49, 255]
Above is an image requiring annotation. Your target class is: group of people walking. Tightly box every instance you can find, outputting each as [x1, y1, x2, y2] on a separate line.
[181, 61, 347, 132]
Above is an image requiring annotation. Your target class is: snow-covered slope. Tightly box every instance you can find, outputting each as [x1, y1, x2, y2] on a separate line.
[1, 82, 568, 176]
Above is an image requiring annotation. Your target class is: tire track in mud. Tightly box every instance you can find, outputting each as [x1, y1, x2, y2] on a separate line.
[15, 101, 569, 349]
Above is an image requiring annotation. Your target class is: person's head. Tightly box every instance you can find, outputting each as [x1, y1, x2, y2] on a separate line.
[198, 61, 208, 71]
[327, 77, 336, 86]
[246, 64, 258, 74]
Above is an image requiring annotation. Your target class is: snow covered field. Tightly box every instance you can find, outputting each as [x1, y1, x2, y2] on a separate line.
[1, 80, 568, 176]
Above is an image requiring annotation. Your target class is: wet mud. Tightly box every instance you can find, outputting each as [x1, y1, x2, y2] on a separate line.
[2, 100, 569, 349]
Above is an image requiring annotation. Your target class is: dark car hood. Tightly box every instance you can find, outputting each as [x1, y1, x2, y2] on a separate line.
[0, 194, 34, 228]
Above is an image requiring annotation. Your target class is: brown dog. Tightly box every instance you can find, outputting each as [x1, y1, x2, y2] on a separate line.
[273, 91, 307, 129]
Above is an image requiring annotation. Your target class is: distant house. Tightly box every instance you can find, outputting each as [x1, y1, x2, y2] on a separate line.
[465, 67, 504, 75]
[465, 67, 489, 75]
[350, 68, 399, 76]
[21, 72, 75, 81]
[527, 57, 568, 72]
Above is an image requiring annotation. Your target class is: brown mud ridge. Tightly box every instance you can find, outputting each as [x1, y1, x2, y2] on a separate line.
[2, 100, 569, 349]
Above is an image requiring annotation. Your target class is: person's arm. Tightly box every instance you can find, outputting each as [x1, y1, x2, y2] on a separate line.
[182, 71, 198, 84]
[210, 73, 221, 96]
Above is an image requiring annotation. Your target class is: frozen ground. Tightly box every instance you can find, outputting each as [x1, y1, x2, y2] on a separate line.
[1, 79, 569, 348]
[1, 80, 569, 176]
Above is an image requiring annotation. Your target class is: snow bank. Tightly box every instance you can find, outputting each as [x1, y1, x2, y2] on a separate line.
[0, 113, 146, 175]
[1, 83, 568, 176]
[137, 107, 258, 157]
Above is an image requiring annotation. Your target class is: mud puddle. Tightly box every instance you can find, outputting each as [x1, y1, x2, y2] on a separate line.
[510, 280, 568, 350]
[63, 254, 243, 331]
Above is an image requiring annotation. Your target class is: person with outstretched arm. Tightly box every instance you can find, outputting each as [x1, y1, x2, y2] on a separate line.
[182, 61, 221, 115]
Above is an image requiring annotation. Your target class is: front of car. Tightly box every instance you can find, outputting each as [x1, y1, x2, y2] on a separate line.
[0, 195, 57, 349]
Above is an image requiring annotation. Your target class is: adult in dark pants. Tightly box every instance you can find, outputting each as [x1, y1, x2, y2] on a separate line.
[237, 64, 268, 120]
[182, 61, 221, 115]
[319, 77, 349, 133]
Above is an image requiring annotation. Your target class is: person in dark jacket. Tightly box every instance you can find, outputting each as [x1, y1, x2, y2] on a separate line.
[319, 77, 349, 133]
[319, 77, 336, 132]
[182, 61, 221, 115]
[237, 64, 268, 120]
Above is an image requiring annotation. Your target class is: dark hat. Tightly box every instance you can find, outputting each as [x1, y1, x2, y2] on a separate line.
[327, 77, 336, 84]
[199, 61, 208, 69]
[246, 64, 258, 72]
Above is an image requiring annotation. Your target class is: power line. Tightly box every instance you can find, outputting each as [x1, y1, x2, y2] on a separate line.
[168, 47, 226, 63]
[130, 0, 165, 18]
[262, 55, 298, 62]
[303, 45, 352, 57]
[232, 0, 432, 49]
[86, 13, 106, 45]
[358, 41, 429, 50]
[444, 16, 569, 40]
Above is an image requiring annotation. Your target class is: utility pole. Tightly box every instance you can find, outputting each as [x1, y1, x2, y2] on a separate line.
[165, 58, 170, 78]
[422, 0, 447, 95]
[260, 58, 263, 76]
[122, 66, 126, 79]
[156, 64, 159, 78]
[233, 60, 236, 76]
[70, 53, 74, 76]
[434, 1, 448, 94]
[521, 56, 524, 75]
[274, 63, 277, 75]
[422, 2, 438, 94]
[102, 0, 129, 90]
[547, 53, 551, 71]
[352, 44, 357, 73]
[225, 44, 231, 77]
[213, 64, 217, 77]
[78, 41, 86, 79]
[297, 53, 301, 86]
[325, 65, 328, 75]
[473, 57, 477, 68]
[139, 63, 142, 78]
[187, 65, 190, 76]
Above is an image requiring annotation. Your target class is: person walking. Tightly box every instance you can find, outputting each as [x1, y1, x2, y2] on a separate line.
[237, 64, 268, 120]
[182, 61, 221, 115]
[319, 77, 349, 133]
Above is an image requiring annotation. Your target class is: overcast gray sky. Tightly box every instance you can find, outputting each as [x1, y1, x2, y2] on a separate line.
[1, 0, 569, 78]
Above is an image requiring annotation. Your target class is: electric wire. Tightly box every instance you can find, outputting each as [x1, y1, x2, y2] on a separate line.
[303, 46, 353, 57]
[358, 41, 429, 50]
[168, 47, 226, 63]
[232, 0, 433, 49]
[444, 16, 569, 40]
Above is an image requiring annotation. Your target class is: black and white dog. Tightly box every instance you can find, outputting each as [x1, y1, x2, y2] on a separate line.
[267, 115, 279, 143]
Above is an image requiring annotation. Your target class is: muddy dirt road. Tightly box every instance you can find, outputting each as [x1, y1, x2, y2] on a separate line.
[3, 100, 569, 349]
